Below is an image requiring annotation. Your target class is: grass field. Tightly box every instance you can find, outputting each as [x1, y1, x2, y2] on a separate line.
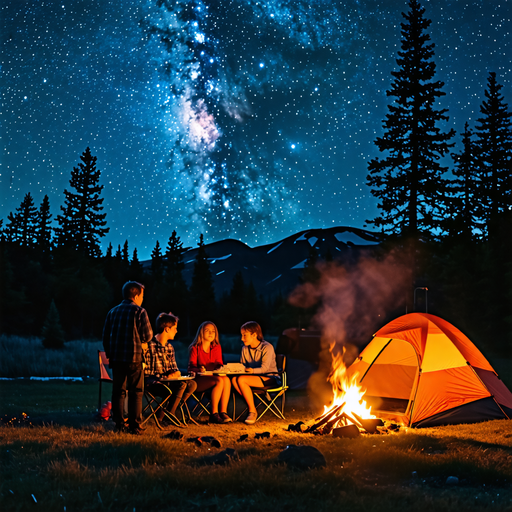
[1, 380, 511, 512]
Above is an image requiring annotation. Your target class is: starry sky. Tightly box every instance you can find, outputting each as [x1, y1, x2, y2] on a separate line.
[1, 0, 511, 259]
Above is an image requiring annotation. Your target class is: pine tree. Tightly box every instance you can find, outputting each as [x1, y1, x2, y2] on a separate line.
[5, 193, 38, 247]
[473, 72, 512, 238]
[162, 230, 189, 310]
[447, 123, 482, 240]
[55, 147, 109, 257]
[130, 248, 145, 281]
[190, 234, 216, 328]
[35, 194, 53, 255]
[151, 240, 164, 279]
[366, 0, 455, 237]
[122, 240, 130, 264]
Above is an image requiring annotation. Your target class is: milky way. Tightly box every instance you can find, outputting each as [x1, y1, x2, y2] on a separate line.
[1, 0, 510, 258]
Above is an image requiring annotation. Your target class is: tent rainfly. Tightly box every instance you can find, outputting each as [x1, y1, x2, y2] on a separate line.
[347, 313, 512, 427]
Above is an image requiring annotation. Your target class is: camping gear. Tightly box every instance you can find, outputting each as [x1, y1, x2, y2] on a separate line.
[276, 328, 321, 389]
[347, 313, 512, 427]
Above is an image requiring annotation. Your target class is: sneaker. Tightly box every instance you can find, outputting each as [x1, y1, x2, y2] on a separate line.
[244, 412, 257, 425]
[129, 427, 144, 436]
[114, 424, 128, 434]
[219, 412, 232, 424]
[209, 412, 223, 424]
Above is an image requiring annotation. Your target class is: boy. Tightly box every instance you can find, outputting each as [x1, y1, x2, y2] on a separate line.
[145, 313, 197, 422]
[102, 281, 153, 434]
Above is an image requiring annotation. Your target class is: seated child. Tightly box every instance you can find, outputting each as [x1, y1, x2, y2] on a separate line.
[188, 321, 232, 424]
[144, 313, 197, 424]
[231, 321, 279, 425]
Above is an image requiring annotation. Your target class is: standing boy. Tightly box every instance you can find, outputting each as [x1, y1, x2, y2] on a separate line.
[103, 281, 153, 434]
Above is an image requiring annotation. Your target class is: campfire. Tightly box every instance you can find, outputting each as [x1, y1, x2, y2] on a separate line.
[289, 345, 399, 437]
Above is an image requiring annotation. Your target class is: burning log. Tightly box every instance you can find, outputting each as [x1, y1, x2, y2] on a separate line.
[319, 411, 349, 434]
[305, 403, 345, 433]
[332, 424, 360, 438]
[351, 412, 384, 434]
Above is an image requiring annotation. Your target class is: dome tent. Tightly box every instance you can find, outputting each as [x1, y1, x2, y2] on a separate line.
[348, 313, 512, 427]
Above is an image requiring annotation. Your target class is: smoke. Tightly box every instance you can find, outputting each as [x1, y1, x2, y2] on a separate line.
[288, 251, 412, 410]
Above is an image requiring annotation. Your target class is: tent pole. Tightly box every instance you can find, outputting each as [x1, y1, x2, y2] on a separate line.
[407, 349, 423, 427]
[358, 339, 392, 384]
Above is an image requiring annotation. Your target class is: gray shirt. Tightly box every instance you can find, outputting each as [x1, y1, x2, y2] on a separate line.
[240, 340, 278, 374]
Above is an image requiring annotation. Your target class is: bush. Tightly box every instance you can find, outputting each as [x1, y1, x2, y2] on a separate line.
[41, 300, 66, 349]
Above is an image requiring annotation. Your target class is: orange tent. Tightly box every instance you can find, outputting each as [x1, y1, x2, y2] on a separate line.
[348, 313, 512, 427]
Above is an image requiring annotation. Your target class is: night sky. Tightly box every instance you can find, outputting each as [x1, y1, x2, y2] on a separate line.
[2, 0, 510, 259]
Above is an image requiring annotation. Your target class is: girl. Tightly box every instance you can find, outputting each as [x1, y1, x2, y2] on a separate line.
[188, 321, 232, 424]
[232, 321, 278, 424]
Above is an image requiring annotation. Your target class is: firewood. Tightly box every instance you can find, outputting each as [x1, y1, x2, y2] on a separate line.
[306, 403, 345, 432]
[321, 411, 348, 434]
[351, 412, 384, 434]
[332, 424, 360, 438]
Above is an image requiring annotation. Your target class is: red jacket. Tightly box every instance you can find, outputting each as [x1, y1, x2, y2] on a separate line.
[188, 343, 224, 372]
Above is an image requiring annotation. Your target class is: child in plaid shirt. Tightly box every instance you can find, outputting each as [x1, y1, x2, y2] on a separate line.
[144, 313, 197, 419]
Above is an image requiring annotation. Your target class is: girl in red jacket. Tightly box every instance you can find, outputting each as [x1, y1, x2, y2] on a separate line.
[188, 321, 232, 424]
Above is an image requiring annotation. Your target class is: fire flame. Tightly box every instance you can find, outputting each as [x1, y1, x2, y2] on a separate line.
[323, 345, 375, 426]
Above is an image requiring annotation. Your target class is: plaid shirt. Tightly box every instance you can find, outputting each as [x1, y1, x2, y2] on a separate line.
[102, 300, 153, 363]
[144, 337, 179, 378]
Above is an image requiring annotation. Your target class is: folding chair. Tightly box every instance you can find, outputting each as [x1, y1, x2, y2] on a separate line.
[142, 381, 199, 429]
[235, 354, 289, 421]
[141, 379, 185, 429]
[188, 390, 212, 419]
[98, 350, 113, 411]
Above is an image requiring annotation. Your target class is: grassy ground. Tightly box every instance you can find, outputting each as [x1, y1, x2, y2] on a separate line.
[1, 380, 511, 512]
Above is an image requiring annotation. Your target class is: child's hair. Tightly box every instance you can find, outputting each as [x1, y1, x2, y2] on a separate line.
[155, 312, 179, 334]
[189, 321, 220, 349]
[122, 281, 144, 300]
[240, 321, 263, 341]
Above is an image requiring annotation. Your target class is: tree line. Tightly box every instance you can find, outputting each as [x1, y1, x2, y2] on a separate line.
[1, 0, 510, 354]
[0, 148, 276, 342]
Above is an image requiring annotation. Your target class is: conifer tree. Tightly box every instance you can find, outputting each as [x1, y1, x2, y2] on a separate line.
[366, 0, 455, 237]
[5, 193, 38, 247]
[473, 72, 512, 238]
[151, 240, 164, 279]
[122, 240, 130, 263]
[190, 234, 216, 327]
[448, 123, 482, 240]
[130, 248, 145, 281]
[35, 194, 53, 255]
[163, 230, 188, 309]
[55, 147, 109, 257]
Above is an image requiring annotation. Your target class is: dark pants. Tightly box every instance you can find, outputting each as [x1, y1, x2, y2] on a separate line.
[147, 379, 197, 417]
[111, 361, 144, 430]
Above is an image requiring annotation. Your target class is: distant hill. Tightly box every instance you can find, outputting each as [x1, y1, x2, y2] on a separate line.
[161, 226, 383, 299]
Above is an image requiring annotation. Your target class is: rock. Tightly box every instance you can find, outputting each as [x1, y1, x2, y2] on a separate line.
[277, 445, 327, 470]
[164, 430, 184, 440]
[288, 421, 306, 432]
[446, 476, 459, 485]
[201, 448, 239, 466]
